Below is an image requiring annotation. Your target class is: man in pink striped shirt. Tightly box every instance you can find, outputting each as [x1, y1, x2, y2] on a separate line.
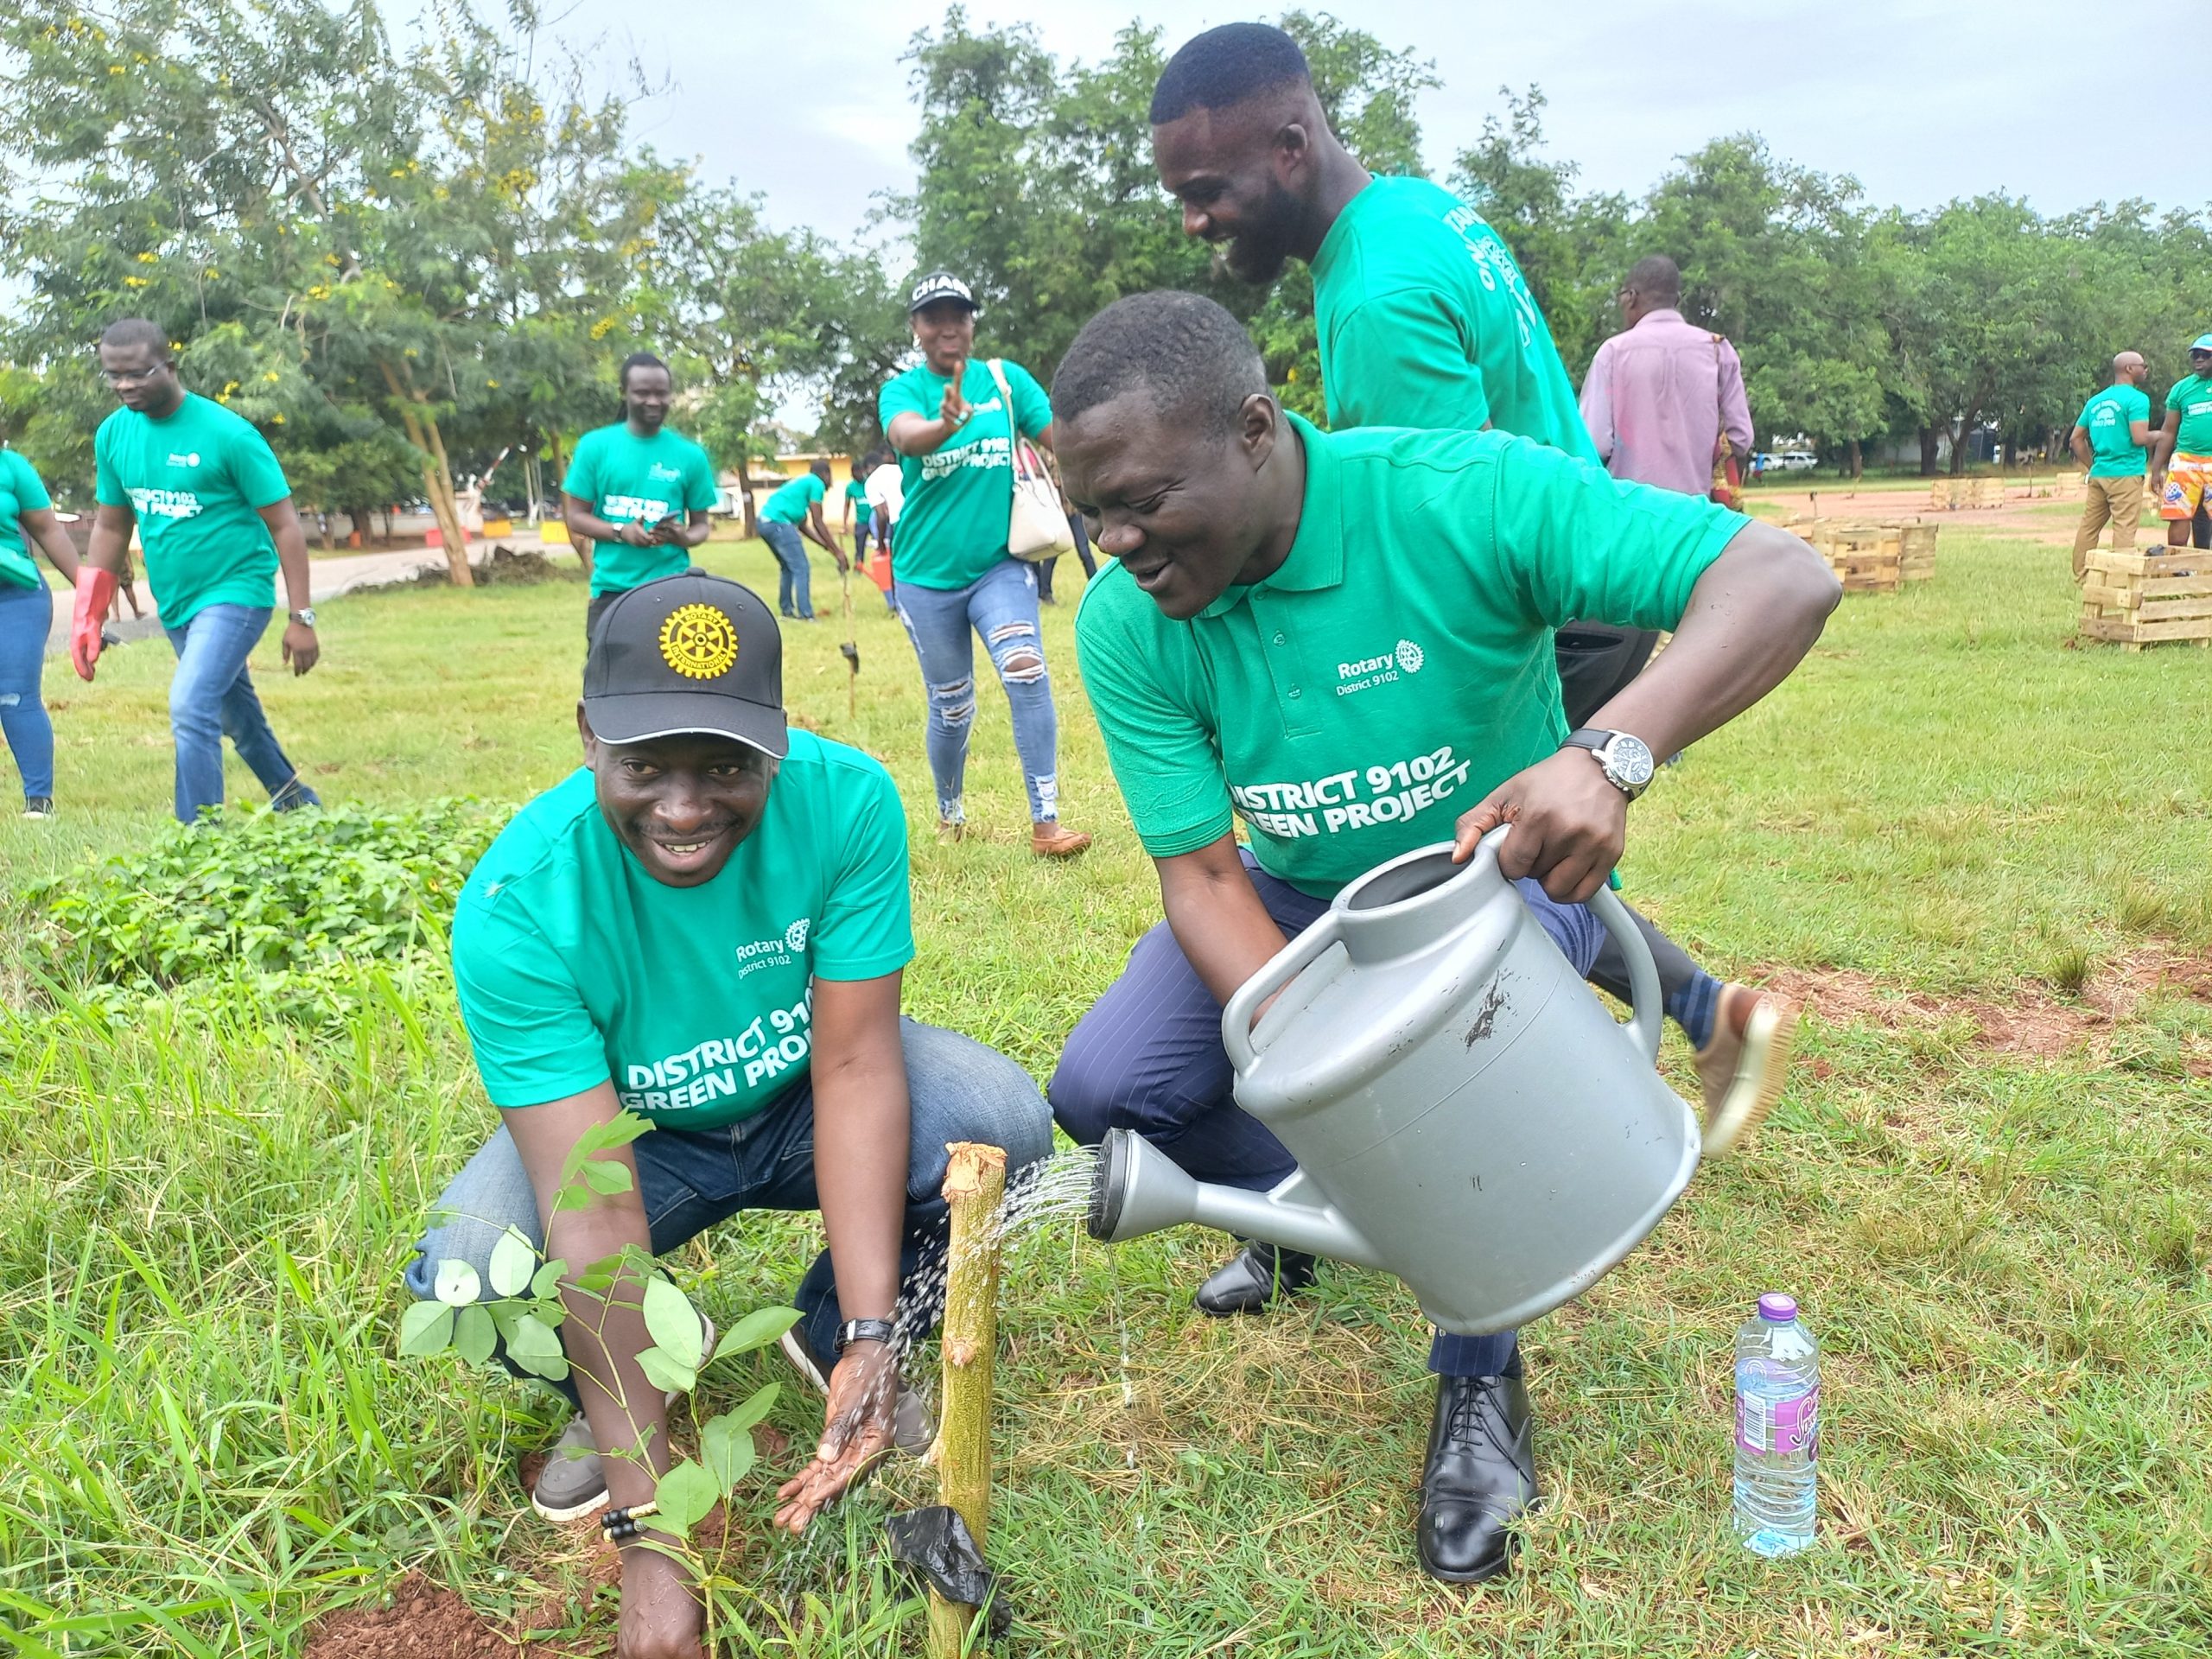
[1580, 257, 1754, 499]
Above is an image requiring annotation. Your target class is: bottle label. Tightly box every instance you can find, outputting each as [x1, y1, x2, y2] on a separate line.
[1736, 1382, 1819, 1456]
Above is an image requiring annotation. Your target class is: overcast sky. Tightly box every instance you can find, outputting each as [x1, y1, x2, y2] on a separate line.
[485, 0, 2190, 246]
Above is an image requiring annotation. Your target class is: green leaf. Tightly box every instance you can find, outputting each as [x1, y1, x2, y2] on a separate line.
[397, 1301, 454, 1357]
[432, 1259, 480, 1306]
[642, 1277, 702, 1368]
[636, 1344, 696, 1397]
[488, 1229, 537, 1298]
[529, 1257, 568, 1299]
[712, 1304, 803, 1361]
[721, 1380, 781, 1435]
[452, 1303, 495, 1366]
[509, 1346, 570, 1382]
[652, 1459, 718, 1535]
[505, 1311, 563, 1360]
[579, 1158, 632, 1196]
[702, 1401, 765, 1494]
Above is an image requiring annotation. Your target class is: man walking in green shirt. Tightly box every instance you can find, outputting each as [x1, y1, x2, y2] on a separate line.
[2069, 351, 2152, 579]
[757, 461, 846, 623]
[2151, 334, 2212, 550]
[1147, 22, 1799, 1288]
[563, 353, 720, 641]
[1048, 291, 1840, 1583]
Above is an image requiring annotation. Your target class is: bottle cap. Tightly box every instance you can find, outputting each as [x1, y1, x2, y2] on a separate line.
[1757, 1293, 1798, 1323]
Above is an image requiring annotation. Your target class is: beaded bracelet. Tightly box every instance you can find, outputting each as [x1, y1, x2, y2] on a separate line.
[601, 1500, 660, 1544]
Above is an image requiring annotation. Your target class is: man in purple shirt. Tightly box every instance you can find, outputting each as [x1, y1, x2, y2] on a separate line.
[1581, 257, 1754, 500]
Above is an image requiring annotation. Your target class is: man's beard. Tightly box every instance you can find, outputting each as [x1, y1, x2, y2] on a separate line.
[1215, 181, 1303, 285]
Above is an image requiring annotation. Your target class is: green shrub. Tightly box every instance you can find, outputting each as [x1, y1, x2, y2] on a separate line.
[23, 799, 512, 1005]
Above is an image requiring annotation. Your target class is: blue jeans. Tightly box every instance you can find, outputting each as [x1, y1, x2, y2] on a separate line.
[759, 521, 814, 620]
[894, 557, 1061, 823]
[405, 1018, 1053, 1403]
[0, 581, 54, 800]
[163, 604, 319, 825]
[1049, 850, 1606, 1379]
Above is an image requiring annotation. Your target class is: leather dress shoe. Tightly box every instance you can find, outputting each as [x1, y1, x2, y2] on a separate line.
[1417, 1371, 1539, 1582]
[1192, 1240, 1317, 1317]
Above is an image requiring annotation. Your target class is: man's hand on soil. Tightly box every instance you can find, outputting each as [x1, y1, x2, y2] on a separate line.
[614, 1545, 704, 1659]
[1452, 748, 1630, 905]
[772, 1342, 898, 1532]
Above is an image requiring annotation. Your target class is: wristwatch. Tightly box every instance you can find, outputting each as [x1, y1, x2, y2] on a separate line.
[835, 1317, 897, 1353]
[289, 607, 317, 627]
[1561, 728, 1656, 801]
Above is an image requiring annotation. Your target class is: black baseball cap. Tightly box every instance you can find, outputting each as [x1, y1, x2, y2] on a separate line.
[909, 270, 979, 315]
[582, 573, 788, 758]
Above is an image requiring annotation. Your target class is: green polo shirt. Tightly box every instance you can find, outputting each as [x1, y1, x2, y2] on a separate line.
[93, 392, 290, 628]
[451, 731, 914, 1127]
[1311, 175, 1595, 459]
[2164, 374, 2212, 458]
[1075, 416, 1745, 897]
[843, 477, 873, 528]
[2078, 385, 2151, 477]
[0, 449, 54, 590]
[877, 358, 1052, 589]
[761, 473, 825, 526]
[563, 423, 720, 597]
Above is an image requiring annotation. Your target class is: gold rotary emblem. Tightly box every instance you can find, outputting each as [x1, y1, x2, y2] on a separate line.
[658, 603, 740, 679]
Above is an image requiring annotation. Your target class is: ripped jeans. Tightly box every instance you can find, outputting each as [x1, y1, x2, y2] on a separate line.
[893, 556, 1062, 824]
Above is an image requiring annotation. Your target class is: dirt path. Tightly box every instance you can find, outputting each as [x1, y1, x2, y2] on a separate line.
[1748, 479, 2126, 549]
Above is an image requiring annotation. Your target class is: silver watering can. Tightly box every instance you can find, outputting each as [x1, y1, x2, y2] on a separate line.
[1086, 829, 1701, 1334]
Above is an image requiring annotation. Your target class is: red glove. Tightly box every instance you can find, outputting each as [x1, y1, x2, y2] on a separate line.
[70, 567, 119, 683]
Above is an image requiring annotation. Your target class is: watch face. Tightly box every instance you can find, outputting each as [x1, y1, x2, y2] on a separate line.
[1607, 734, 1656, 787]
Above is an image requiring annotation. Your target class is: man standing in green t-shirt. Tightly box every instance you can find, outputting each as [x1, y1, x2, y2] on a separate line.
[410, 572, 1050, 1655]
[2069, 351, 2152, 578]
[76, 318, 322, 825]
[757, 461, 846, 623]
[2151, 334, 2212, 550]
[1148, 23, 1798, 1244]
[563, 353, 720, 642]
[1047, 291, 1840, 1584]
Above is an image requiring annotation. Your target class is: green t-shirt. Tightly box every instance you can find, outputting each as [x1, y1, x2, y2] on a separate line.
[843, 477, 873, 527]
[1075, 416, 1745, 898]
[1312, 175, 1596, 459]
[451, 731, 915, 1126]
[563, 423, 720, 597]
[0, 449, 54, 590]
[876, 358, 1052, 589]
[2164, 374, 2212, 459]
[760, 473, 825, 526]
[93, 392, 289, 628]
[2078, 385, 2151, 477]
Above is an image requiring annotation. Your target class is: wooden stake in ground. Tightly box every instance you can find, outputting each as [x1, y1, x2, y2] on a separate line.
[839, 566, 859, 721]
[929, 1141, 1007, 1658]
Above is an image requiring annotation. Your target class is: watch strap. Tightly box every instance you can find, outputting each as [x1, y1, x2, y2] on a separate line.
[1560, 728, 1611, 753]
[835, 1316, 897, 1353]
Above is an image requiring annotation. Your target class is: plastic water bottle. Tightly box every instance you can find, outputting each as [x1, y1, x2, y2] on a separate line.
[1733, 1293, 1819, 1557]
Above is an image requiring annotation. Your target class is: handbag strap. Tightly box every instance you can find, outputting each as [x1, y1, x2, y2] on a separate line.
[982, 358, 1033, 482]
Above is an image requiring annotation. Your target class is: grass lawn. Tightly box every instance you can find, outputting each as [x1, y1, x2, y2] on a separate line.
[2, 531, 2209, 1656]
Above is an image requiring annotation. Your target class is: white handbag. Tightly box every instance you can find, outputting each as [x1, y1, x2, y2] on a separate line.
[985, 358, 1076, 562]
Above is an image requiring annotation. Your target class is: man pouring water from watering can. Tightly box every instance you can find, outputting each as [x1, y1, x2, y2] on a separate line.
[1046, 290, 1839, 1583]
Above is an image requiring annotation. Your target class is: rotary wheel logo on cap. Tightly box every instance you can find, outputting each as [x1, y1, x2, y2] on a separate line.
[658, 603, 739, 680]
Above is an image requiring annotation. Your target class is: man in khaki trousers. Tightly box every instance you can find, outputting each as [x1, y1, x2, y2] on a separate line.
[2069, 352, 2152, 579]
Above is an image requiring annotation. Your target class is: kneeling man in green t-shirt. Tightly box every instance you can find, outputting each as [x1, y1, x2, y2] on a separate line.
[1048, 291, 1839, 1585]
[409, 573, 1050, 1653]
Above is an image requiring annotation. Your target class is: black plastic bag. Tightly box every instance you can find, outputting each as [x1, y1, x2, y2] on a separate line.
[884, 1506, 1012, 1637]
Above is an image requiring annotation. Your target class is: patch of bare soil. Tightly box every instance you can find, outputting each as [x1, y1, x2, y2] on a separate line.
[1756, 944, 2212, 1069]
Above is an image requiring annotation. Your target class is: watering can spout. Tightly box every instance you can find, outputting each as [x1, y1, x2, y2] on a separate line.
[1084, 1128, 1386, 1269]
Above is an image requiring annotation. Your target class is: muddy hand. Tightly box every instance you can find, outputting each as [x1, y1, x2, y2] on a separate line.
[1452, 748, 1626, 904]
[773, 1344, 898, 1532]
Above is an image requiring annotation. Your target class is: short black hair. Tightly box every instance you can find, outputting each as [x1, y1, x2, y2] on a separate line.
[619, 351, 670, 391]
[1052, 290, 1267, 442]
[1624, 255, 1682, 306]
[99, 318, 171, 359]
[810, 459, 832, 481]
[1150, 23, 1310, 124]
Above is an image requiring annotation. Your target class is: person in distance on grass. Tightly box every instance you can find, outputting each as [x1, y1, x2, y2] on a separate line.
[862, 445, 904, 612]
[1149, 23, 1802, 1315]
[407, 573, 1051, 1659]
[76, 319, 322, 825]
[2149, 334, 2212, 551]
[757, 459, 847, 623]
[0, 437, 82, 819]
[1581, 255, 1756, 508]
[841, 453, 875, 571]
[1046, 291, 1839, 1584]
[2069, 352, 2152, 580]
[879, 270, 1090, 856]
[563, 352, 720, 646]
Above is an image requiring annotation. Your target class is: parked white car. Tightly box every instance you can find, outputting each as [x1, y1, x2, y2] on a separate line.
[1764, 450, 1820, 474]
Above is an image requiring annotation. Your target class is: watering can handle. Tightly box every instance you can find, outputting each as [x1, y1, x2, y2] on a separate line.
[1222, 910, 1344, 1076]
[1478, 826, 1663, 1063]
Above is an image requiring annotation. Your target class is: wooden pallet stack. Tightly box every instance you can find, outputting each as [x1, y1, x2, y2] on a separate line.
[2080, 549, 2212, 650]
[1785, 518, 1939, 593]
[1900, 524, 1937, 582]
[1926, 477, 2008, 511]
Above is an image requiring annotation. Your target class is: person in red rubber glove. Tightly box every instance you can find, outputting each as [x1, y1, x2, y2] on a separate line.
[86, 320, 323, 824]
